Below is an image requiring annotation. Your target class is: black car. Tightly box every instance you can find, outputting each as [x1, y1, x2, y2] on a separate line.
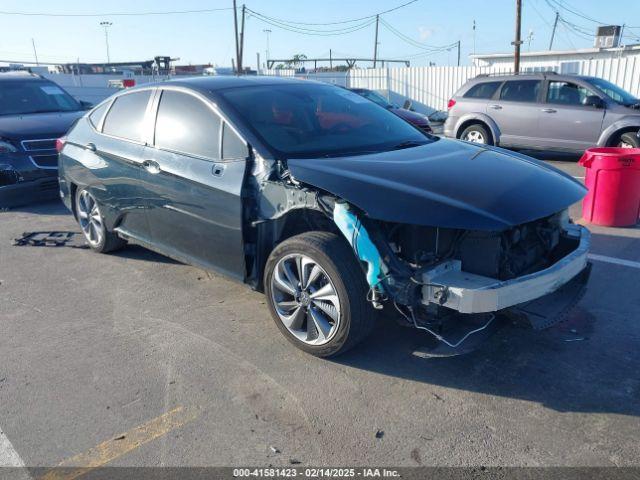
[59, 76, 591, 358]
[0, 72, 89, 207]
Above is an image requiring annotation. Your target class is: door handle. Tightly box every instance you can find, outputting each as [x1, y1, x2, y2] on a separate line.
[85, 142, 97, 152]
[489, 104, 502, 110]
[142, 159, 161, 174]
[212, 163, 226, 177]
[542, 108, 557, 113]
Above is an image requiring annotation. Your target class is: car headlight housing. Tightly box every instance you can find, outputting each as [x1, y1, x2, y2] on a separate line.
[0, 139, 18, 154]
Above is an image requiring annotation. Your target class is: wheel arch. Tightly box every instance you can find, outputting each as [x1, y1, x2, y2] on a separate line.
[250, 207, 341, 292]
[454, 113, 500, 144]
[598, 118, 640, 146]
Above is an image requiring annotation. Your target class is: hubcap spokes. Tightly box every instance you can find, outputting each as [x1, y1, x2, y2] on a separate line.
[465, 131, 485, 143]
[77, 191, 103, 246]
[271, 254, 341, 345]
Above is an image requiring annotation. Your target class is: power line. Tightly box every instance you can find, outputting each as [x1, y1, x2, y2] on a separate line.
[379, 18, 457, 52]
[247, 11, 377, 36]
[246, 0, 418, 27]
[0, 7, 234, 17]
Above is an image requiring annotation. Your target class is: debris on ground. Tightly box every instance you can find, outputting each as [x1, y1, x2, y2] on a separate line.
[289, 459, 301, 465]
[270, 446, 281, 454]
[375, 430, 384, 439]
[13, 231, 88, 249]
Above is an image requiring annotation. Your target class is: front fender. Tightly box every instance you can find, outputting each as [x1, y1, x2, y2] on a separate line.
[598, 116, 640, 146]
[454, 113, 502, 144]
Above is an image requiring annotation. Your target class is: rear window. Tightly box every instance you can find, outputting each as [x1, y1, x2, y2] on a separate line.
[464, 82, 502, 99]
[88, 102, 110, 128]
[499, 80, 541, 103]
[102, 91, 152, 142]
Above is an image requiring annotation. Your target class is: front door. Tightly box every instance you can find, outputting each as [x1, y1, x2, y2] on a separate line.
[140, 89, 247, 280]
[537, 80, 605, 152]
[488, 79, 543, 148]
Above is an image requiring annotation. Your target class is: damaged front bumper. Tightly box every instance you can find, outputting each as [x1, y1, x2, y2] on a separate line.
[420, 224, 591, 316]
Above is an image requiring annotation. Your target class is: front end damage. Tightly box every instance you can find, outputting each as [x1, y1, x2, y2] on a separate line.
[329, 201, 591, 352]
[244, 146, 591, 354]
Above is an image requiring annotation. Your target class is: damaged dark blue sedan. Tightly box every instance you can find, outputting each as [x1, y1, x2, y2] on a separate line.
[58, 76, 591, 357]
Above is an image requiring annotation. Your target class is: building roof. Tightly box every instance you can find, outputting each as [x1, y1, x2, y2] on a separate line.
[470, 43, 640, 60]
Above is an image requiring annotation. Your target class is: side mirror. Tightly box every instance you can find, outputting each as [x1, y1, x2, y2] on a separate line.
[583, 95, 605, 108]
[403, 99, 413, 110]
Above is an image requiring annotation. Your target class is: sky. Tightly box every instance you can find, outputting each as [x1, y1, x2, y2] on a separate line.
[1, 0, 639, 69]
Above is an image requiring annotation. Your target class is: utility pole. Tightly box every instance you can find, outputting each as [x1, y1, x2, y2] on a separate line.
[100, 21, 112, 65]
[257, 52, 261, 73]
[263, 29, 272, 64]
[473, 20, 476, 55]
[457, 40, 461, 66]
[31, 38, 39, 66]
[329, 49, 333, 69]
[233, 0, 240, 73]
[512, 0, 523, 74]
[373, 14, 379, 68]
[549, 11, 559, 50]
[238, 4, 246, 73]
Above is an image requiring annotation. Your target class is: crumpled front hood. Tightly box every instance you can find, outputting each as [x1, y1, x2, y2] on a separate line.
[0, 111, 84, 140]
[288, 139, 587, 230]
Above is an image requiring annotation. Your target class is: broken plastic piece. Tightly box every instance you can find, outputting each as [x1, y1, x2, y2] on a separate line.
[332, 202, 388, 302]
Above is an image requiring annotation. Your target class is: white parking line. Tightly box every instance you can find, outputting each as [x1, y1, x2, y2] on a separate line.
[0, 427, 25, 467]
[588, 253, 640, 270]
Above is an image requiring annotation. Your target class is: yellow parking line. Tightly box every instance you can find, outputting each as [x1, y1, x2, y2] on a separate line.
[39, 405, 198, 480]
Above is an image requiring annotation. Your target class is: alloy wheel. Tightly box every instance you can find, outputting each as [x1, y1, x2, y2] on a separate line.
[464, 130, 486, 143]
[619, 141, 634, 149]
[270, 253, 341, 346]
[77, 190, 104, 247]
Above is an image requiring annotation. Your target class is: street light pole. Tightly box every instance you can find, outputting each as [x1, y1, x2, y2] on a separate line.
[100, 21, 112, 65]
[512, 0, 522, 74]
[263, 29, 272, 65]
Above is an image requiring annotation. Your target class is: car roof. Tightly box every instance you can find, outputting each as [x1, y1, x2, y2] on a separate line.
[472, 72, 588, 83]
[0, 71, 49, 82]
[130, 75, 315, 94]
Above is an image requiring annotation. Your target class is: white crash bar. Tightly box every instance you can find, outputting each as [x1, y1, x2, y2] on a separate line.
[421, 225, 590, 314]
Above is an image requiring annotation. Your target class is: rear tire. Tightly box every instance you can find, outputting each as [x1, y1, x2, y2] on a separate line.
[460, 124, 493, 145]
[616, 132, 640, 148]
[75, 188, 126, 254]
[264, 232, 375, 358]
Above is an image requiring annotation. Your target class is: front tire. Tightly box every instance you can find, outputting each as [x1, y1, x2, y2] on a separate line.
[264, 232, 375, 358]
[75, 188, 125, 253]
[460, 124, 493, 145]
[616, 132, 640, 148]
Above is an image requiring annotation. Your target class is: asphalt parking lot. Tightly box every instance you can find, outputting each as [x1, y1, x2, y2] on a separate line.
[1, 158, 639, 470]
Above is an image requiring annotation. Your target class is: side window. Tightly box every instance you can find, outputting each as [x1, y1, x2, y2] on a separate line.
[222, 123, 248, 160]
[154, 90, 221, 159]
[547, 81, 593, 106]
[89, 102, 110, 128]
[102, 90, 152, 142]
[499, 80, 541, 103]
[464, 82, 502, 99]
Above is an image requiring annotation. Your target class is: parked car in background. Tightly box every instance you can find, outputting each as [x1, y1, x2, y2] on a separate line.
[444, 73, 640, 152]
[59, 76, 591, 358]
[349, 88, 432, 134]
[0, 71, 90, 207]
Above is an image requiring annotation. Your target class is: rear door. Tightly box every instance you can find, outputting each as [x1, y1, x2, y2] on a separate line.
[488, 79, 543, 148]
[141, 88, 248, 279]
[461, 80, 503, 114]
[538, 79, 605, 151]
[91, 89, 155, 242]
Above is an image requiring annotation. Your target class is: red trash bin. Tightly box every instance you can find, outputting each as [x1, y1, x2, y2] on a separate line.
[579, 147, 640, 227]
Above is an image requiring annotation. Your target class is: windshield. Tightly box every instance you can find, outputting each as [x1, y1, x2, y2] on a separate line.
[218, 83, 431, 159]
[585, 77, 638, 106]
[0, 80, 82, 115]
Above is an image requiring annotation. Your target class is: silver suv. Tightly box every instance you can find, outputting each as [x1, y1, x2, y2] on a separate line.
[444, 73, 640, 152]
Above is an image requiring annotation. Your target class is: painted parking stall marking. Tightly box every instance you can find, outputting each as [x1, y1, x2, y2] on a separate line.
[588, 253, 640, 270]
